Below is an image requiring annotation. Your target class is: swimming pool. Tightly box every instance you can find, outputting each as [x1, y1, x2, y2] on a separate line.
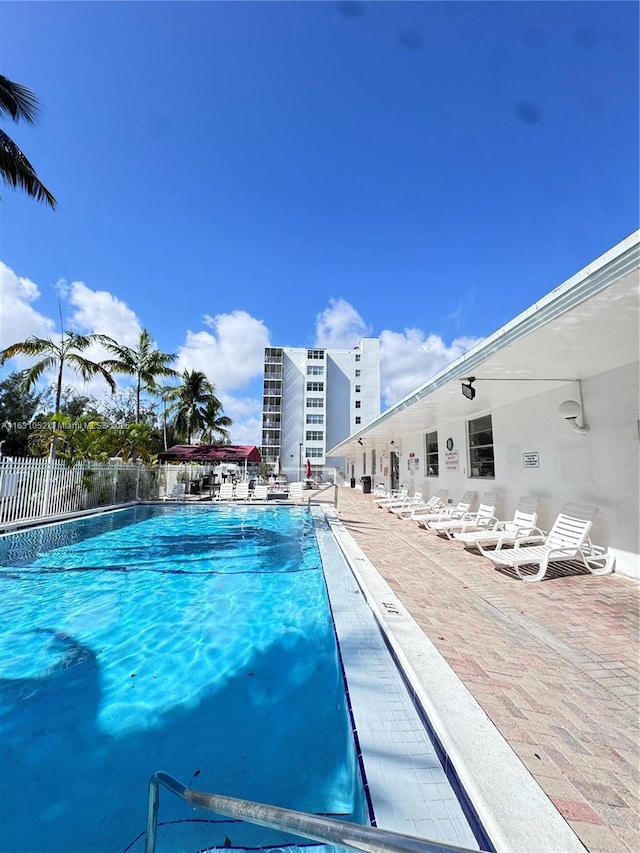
[0, 505, 368, 852]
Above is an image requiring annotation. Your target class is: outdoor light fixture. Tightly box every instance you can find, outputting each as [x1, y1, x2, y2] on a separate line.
[357, 438, 363, 445]
[461, 377, 476, 400]
[558, 399, 590, 435]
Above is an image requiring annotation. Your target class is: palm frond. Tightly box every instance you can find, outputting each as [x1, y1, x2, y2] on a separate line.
[0, 336, 58, 363]
[24, 357, 57, 389]
[0, 75, 41, 124]
[65, 354, 117, 393]
[65, 332, 117, 353]
[0, 129, 56, 208]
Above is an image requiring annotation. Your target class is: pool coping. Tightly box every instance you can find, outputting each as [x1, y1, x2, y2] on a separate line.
[317, 505, 587, 853]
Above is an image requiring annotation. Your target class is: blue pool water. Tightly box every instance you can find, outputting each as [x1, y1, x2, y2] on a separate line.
[0, 505, 367, 852]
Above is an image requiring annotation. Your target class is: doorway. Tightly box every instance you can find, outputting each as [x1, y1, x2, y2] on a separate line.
[391, 451, 400, 492]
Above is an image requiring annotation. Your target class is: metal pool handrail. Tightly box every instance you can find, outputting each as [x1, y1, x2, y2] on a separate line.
[308, 482, 339, 508]
[145, 771, 484, 853]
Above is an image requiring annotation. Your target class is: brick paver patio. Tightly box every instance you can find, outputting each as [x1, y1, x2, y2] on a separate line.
[335, 487, 640, 853]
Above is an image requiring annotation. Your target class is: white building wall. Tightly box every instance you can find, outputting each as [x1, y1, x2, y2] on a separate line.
[362, 361, 639, 578]
[280, 349, 306, 480]
[273, 339, 380, 480]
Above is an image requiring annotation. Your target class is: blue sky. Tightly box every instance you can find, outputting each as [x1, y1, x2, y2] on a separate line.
[1, 0, 638, 444]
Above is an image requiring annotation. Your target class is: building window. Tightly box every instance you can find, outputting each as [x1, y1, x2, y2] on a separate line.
[307, 349, 325, 360]
[355, 354, 361, 362]
[468, 415, 495, 478]
[355, 369, 361, 377]
[355, 385, 361, 393]
[306, 430, 324, 441]
[307, 447, 323, 458]
[306, 397, 324, 408]
[306, 381, 324, 392]
[306, 365, 324, 376]
[355, 416, 361, 425]
[355, 400, 361, 409]
[306, 414, 324, 424]
[425, 431, 439, 476]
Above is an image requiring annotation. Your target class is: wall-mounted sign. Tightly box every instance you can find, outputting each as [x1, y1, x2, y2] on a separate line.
[523, 451, 540, 468]
[446, 437, 454, 451]
[408, 453, 419, 472]
[445, 450, 459, 471]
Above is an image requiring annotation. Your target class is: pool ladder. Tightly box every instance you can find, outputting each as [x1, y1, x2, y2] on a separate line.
[145, 771, 485, 853]
[307, 482, 339, 509]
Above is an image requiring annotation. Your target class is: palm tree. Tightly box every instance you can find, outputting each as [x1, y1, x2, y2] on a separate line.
[102, 329, 179, 423]
[168, 369, 222, 444]
[0, 74, 56, 208]
[0, 331, 118, 456]
[201, 397, 232, 445]
[152, 381, 179, 450]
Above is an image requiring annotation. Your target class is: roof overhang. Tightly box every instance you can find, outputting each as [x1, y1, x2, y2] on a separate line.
[158, 444, 262, 463]
[329, 230, 640, 455]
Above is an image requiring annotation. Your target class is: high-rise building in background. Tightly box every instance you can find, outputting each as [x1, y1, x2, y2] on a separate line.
[261, 338, 380, 480]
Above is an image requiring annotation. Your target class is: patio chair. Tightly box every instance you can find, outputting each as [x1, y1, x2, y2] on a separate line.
[395, 489, 447, 519]
[389, 491, 423, 516]
[288, 482, 304, 502]
[427, 491, 498, 538]
[233, 482, 250, 501]
[214, 482, 234, 501]
[251, 484, 269, 501]
[415, 491, 477, 529]
[484, 502, 614, 582]
[376, 487, 409, 509]
[162, 482, 186, 501]
[454, 496, 541, 554]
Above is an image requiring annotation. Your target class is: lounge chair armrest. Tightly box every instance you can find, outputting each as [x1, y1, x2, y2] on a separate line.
[514, 525, 545, 540]
[513, 533, 546, 549]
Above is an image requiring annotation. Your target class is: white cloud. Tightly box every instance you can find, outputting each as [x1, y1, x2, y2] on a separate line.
[176, 310, 270, 393]
[175, 311, 270, 444]
[315, 298, 371, 348]
[215, 391, 263, 445]
[0, 266, 146, 403]
[0, 263, 56, 361]
[380, 329, 483, 407]
[65, 280, 141, 346]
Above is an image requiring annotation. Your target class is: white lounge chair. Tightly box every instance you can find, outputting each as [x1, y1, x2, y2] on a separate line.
[288, 482, 304, 502]
[389, 491, 423, 516]
[162, 482, 186, 501]
[454, 496, 541, 554]
[395, 489, 447, 519]
[415, 491, 477, 529]
[427, 491, 498, 538]
[398, 489, 450, 521]
[484, 502, 614, 582]
[376, 487, 408, 509]
[233, 482, 250, 501]
[215, 482, 235, 501]
[251, 484, 269, 501]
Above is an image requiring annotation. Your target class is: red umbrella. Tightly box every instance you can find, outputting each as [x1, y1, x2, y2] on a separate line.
[305, 458, 312, 479]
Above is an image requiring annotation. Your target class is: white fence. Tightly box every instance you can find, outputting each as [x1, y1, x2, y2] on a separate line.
[0, 457, 343, 528]
[0, 457, 162, 527]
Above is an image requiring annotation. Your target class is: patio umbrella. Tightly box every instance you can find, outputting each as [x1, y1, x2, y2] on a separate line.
[273, 456, 281, 476]
[305, 458, 312, 479]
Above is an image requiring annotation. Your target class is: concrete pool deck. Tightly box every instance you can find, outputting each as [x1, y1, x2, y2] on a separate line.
[330, 487, 639, 853]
